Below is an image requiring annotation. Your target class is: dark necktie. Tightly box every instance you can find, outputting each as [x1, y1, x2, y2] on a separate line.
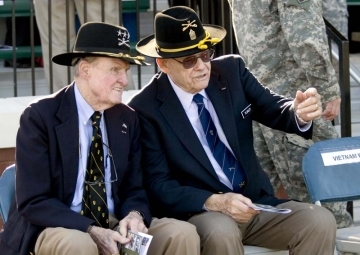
[81, 111, 109, 228]
[193, 94, 246, 192]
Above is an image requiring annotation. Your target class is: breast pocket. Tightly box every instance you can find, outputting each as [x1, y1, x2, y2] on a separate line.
[255, 0, 278, 16]
[283, 0, 312, 11]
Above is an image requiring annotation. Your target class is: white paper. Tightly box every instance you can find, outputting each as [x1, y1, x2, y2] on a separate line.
[321, 149, 360, 166]
[248, 203, 292, 214]
[120, 231, 153, 255]
[138, 232, 153, 255]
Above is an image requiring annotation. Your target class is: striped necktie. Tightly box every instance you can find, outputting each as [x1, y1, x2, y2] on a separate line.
[193, 94, 246, 192]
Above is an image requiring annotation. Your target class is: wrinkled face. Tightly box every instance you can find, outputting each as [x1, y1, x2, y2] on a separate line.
[84, 57, 130, 110]
[157, 49, 213, 94]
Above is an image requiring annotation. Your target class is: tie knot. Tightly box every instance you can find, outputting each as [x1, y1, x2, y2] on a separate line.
[193, 93, 204, 105]
[91, 111, 102, 128]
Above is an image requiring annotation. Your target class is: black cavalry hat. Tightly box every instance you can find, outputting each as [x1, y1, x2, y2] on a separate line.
[136, 6, 227, 58]
[52, 22, 149, 66]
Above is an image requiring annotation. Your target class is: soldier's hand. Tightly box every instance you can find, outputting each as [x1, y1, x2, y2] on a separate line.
[204, 193, 259, 223]
[322, 97, 341, 121]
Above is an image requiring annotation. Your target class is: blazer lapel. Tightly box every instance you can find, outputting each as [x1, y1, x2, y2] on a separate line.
[55, 84, 81, 205]
[157, 74, 218, 179]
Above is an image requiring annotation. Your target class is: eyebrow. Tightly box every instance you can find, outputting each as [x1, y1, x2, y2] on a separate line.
[111, 62, 130, 69]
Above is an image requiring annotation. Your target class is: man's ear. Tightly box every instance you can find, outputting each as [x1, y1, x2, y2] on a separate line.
[156, 58, 170, 74]
[79, 60, 90, 77]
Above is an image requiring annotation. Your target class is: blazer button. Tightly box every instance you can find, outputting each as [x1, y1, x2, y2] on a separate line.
[218, 191, 223, 194]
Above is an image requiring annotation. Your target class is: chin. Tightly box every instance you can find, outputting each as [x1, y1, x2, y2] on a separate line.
[109, 96, 122, 105]
[199, 81, 209, 90]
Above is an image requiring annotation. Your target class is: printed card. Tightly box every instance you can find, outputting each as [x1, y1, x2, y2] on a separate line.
[248, 203, 292, 214]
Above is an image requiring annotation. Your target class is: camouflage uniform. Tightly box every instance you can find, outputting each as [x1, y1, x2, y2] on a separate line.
[323, 0, 348, 38]
[322, 0, 348, 88]
[228, 0, 353, 236]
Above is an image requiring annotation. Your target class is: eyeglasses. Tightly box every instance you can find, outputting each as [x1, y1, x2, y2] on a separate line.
[173, 49, 215, 69]
[83, 143, 118, 186]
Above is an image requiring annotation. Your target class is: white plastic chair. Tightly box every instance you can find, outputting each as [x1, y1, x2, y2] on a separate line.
[302, 136, 360, 254]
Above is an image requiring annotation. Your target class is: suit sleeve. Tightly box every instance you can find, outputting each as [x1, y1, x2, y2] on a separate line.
[15, 105, 94, 232]
[216, 55, 313, 139]
[279, 0, 340, 103]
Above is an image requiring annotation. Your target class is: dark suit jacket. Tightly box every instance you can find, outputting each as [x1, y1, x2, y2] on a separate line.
[0, 84, 151, 255]
[128, 55, 312, 220]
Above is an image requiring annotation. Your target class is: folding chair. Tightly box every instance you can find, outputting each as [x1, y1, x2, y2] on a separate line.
[0, 164, 15, 223]
[302, 136, 360, 254]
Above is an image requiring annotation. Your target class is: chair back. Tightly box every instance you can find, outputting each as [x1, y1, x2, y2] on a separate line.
[302, 136, 360, 204]
[0, 164, 15, 223]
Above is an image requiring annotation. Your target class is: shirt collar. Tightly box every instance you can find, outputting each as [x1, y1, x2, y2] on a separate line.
[168, 75, 208, 112]
[74, 84, 103, 125]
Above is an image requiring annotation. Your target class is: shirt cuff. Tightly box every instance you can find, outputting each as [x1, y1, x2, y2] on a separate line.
[202, 204, 209, 211]
[295, 112, 312, 131]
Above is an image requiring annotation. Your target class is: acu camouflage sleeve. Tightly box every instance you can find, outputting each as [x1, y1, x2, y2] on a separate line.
[279, 0, 340, 103]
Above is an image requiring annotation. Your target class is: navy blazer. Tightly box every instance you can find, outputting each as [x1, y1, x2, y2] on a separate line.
[0, 84, 151, 255]
[128, 55, 312, 220]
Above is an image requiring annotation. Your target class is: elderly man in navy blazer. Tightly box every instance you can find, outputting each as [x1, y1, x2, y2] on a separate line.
[128, 6, 337, 255]
[0, 22, 199, 255]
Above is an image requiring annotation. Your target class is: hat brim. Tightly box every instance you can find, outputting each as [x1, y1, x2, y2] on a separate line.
[52, 51, 150, 66]
[136, 25, 227, 58]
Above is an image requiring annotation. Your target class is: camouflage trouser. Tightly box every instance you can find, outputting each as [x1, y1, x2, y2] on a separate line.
[252, 117, 353, 230]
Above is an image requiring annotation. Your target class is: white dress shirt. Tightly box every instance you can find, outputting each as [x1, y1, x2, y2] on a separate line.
[71, 84, 115, 213]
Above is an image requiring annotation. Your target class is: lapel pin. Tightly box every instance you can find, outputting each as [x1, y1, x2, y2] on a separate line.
[239, 181, 246, 188]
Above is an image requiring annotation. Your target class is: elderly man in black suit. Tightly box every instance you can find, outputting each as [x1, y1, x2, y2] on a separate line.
[0, 22, 199, 255]
[128, 6, 337, 255]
